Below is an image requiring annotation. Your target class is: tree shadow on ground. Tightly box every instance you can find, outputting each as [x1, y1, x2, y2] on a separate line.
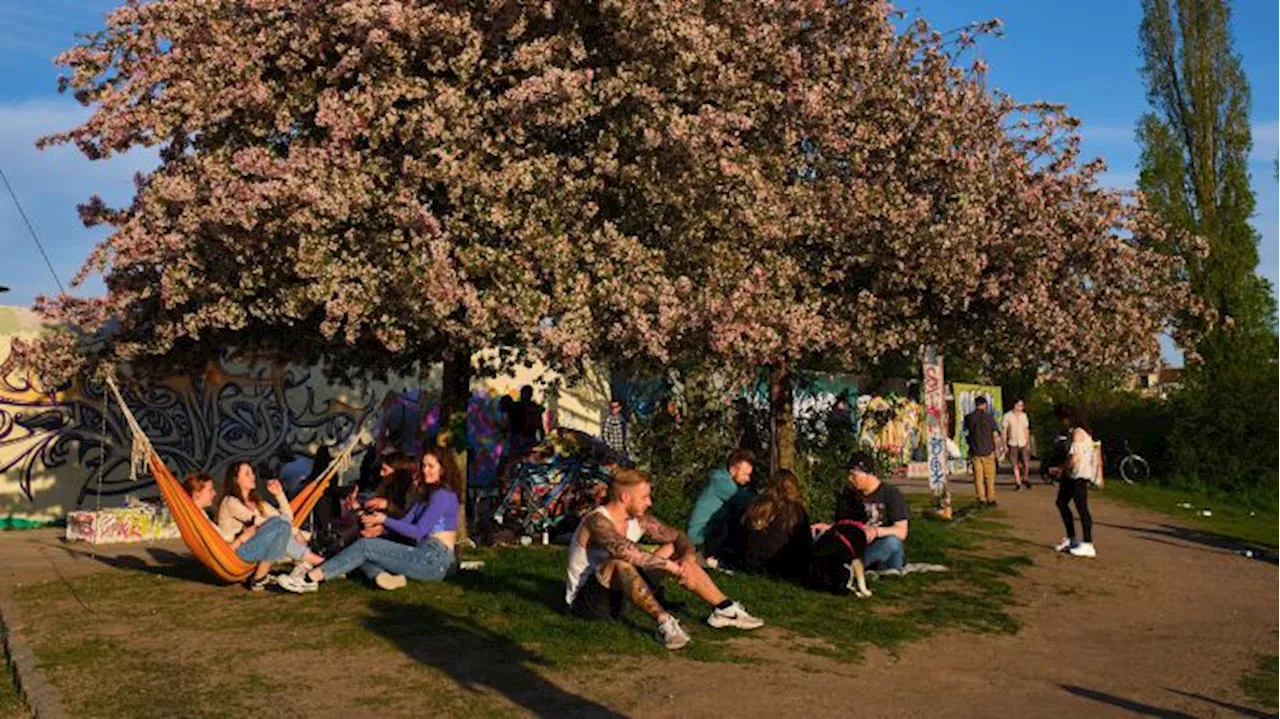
[58, 545, 226, 586]
[1061, 685, 1195, 718]
[363, 598, 627, 718]
[1096, 522, 1278, 565]
[451, 567, 659, 638]
[1164, 688, 1276, 718]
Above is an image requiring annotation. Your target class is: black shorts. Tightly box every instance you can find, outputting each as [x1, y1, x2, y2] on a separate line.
[568, 569, 662, 621]
[569, 574, 627, 620]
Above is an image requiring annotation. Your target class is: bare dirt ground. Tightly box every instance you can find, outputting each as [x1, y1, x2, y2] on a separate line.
[2, 477, 1276, 718]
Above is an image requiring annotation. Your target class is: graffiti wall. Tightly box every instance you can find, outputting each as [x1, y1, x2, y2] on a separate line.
[0, 306, 610, 524]
[951, 383, 1004, 459]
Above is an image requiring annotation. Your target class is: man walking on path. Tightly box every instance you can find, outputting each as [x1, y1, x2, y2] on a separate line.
[964, 397, 1001, 506]
[1002, 398, 1032, 491]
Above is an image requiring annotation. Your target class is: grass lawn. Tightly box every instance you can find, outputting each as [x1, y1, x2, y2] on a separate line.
[1099, 482, 1278, 549]
[12, 502, 1027, 718]
[1240, 654, 1279, 708]
[0, 641, 25, 719]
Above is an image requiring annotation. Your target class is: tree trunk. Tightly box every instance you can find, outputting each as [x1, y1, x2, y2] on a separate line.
[768, 362, 795, 475]
[441, 346, 473, 541]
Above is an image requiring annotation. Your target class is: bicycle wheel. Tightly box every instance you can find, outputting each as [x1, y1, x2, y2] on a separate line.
[1119, 455, 1150, 484]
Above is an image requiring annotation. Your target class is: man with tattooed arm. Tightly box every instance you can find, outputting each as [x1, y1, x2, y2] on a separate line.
[565, 469, 765, 649]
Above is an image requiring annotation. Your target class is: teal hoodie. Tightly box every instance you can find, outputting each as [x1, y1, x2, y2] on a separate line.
[687, 467, 753, 546]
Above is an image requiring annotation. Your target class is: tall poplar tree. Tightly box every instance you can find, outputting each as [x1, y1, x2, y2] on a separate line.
[1137, 0, 1278, 489]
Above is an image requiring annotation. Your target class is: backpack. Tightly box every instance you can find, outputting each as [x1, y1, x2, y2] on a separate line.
[807, 520, 868, 595]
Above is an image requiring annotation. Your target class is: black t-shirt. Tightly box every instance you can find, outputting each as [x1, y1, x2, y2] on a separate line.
[835, 482, 909, 529]
[963, 410, 998, 456]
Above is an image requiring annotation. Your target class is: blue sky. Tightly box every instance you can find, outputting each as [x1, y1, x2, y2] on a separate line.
[1, 1, 1276, 365]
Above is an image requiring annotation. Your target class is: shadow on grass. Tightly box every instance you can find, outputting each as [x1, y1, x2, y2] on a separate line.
[59, 546, 227, 587]
[1061, 684, 1196, 718]
[1096, 522, 1278, 565]
[363, 598, 626, 718]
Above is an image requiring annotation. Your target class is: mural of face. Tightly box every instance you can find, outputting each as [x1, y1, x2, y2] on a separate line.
[421, 453, 442, 486]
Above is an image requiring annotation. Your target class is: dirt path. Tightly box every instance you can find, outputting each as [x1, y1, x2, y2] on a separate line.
[556, 481, 1278, 718]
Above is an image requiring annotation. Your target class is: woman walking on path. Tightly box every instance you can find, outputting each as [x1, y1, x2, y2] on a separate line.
[1052, 405, 1099, 558]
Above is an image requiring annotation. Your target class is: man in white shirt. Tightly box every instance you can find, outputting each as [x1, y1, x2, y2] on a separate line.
[1001, 398, 1032, 490]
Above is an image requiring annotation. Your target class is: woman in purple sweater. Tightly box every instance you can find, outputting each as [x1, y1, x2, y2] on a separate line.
[278, 446, 461, 593]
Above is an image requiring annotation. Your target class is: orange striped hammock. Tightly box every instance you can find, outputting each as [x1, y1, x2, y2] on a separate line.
[104, 375, 362, 584]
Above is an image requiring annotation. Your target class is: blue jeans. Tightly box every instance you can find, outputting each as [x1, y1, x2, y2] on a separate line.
[863, 535, 905, 571]
[321, 536, 454, 583]
[235, 517, 292, 563]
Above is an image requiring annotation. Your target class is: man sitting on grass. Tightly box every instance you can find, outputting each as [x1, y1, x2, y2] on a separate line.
[565, 468, 764, 649]
[833, 451, 910, 572]
[686, 448, 756, 567]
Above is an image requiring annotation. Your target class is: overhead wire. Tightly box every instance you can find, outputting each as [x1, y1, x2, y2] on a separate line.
[0, 165, 66, 294]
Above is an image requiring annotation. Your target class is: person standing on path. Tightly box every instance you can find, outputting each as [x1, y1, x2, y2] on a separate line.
[1051, 405, 1099, 558]
[1002, 398, 1032, 491]
[963, 396, 1001, 506]
[600, 396, 631, 459]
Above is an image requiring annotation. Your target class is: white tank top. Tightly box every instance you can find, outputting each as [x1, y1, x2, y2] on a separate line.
[565, 506, 643, 605]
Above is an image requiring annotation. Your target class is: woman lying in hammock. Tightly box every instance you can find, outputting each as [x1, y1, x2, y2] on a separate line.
[277, 446, 461, 593]
[183, 471, 328, 591]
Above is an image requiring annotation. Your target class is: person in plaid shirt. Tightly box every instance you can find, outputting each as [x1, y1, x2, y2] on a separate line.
[600, 397, 630, 458]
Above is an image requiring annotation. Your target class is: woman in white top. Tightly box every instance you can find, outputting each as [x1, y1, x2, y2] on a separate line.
[1053, 405, 1098, 558]
[217, 461, 326, 588]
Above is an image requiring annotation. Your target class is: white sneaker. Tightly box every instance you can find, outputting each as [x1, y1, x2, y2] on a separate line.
[656, 615, 691, 650]
[276, 574, 319, 594]
[374, 572, 407, 590]
[1054, 537, 1078, 552]
[706, 601, 764, 630]
[458, 560, 485, 571]
[1068, 542, 1097, 558]
[288, 562, 313, 581]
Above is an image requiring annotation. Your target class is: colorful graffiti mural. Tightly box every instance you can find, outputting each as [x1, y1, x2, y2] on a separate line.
[856, 395, 925, 465]
[0, 353, 377, 515]
[952, 383, 1004, 459]
[66, 501, 181, 544]
[921, 346, 948, 493]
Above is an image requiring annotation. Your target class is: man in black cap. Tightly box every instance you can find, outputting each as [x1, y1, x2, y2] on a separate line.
[833, 451, 910, 571]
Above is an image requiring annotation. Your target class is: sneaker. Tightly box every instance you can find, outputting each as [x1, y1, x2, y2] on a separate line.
[288, 562, 313, 582]
[246, 575, 271, 592]
[988, 500, 998, 508]
[1054, 537, 1077, 552]
[276, 574, 319, 594]
[458, 560, 485, 571]
[656, 615, 691, 650]
[374, 572, 407, 591]
[707, 601, 764, 630]
[1068, 542, 1097, 558]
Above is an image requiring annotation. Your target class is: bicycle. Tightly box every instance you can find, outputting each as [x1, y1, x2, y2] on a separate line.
[1117, 439, 1150, 484]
